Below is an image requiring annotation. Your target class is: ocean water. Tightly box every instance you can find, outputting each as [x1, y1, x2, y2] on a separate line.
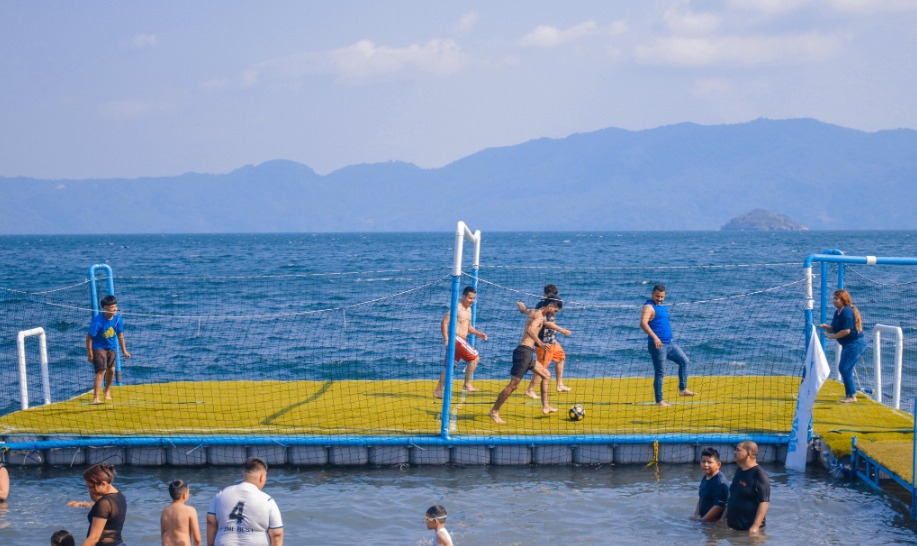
[2, 231, 917, 544]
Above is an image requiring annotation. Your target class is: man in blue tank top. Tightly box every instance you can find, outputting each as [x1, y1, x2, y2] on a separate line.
[639, 284, 696, 406]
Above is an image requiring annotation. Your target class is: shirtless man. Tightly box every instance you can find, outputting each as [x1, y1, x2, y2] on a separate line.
[489, 298, 563, 424]
[434, 286, 488, 398]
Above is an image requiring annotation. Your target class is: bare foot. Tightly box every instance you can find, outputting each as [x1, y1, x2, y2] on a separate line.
[432, 391, 443, 399]
[679, 389, 696, 397]
[556, 385, 572, 392]
[542, 406, 558, 414]
[91, 399, 103, 405]
[489, 411, 505, 424]
[657, 400, 672, 407]
[463, 385, 479, 392]
[838, 397, 857, 404]
[524, 390, 539, 399]
[105, 395, 113, 401]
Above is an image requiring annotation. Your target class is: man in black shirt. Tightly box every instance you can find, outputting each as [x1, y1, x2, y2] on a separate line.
[723, 440, 770, 534]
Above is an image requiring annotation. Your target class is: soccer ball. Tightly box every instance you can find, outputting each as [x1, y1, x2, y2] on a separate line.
[568, 404, 585, 421]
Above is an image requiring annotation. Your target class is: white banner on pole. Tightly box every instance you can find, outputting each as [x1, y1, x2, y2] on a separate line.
[786, 326, 831, 470]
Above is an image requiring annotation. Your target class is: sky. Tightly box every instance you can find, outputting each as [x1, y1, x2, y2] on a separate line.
[1, 0, 916, 180]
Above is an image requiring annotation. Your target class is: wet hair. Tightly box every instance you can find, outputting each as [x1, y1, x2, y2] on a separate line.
[738, 440, 759, 458]
[169, 479, 189, 501]
[426, 504, 447, 520]
[51, 530, 76, 546]
[700, 447, 721, 463]
[543, 284, 558, 297]
[243, 457, 268, 475]
[652, 284, 666, 294]
[461, 286, 476, 297]
[83, 463, 116, 486]
[833, 289, 863, 332]
[100, 295, 117, 308]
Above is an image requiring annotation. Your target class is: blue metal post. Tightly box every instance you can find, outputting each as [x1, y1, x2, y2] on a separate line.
[88, 264, 122, 385]
[439, 277, 461, 438]
[440, 222, 482, 439]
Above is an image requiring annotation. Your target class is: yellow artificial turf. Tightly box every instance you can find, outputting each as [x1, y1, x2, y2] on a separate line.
[812, 380, 915, 464]
[1, 375, 802, 438]
[2, 375, 911, 482]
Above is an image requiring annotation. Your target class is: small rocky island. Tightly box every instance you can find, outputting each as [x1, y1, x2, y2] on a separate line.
[721, 209, 808, 231]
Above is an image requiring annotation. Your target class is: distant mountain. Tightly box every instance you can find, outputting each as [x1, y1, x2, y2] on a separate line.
[721, 209, 808, 231]
[3, 118, 917, 234]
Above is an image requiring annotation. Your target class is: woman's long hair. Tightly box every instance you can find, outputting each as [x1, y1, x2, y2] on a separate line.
[834, 289, 863, 332]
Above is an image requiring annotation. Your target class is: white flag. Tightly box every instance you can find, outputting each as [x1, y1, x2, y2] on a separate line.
[785, 326, 831, 470]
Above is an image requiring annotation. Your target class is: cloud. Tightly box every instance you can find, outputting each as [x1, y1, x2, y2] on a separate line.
[456, 10, 479, 32]
[235, 38, 469, 85]
[664, 4, 722, 34]
[820, 0, 917, 13]
[634, 31, 840, 66]
[132, 33, 157, 48]
[328, 38, 468, 78]
[727, 0, 808, 15]
[606, 20, 628, 36]
[519, 21, 597, 48]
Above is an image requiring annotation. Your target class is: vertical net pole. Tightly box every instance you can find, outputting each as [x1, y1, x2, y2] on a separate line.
[440, 222, 481, 439]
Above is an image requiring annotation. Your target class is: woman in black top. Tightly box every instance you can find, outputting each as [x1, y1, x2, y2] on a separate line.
[72, 463, 127, 546]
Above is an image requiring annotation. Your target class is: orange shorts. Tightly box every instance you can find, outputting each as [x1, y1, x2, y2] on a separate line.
[444, 336, 479, 366]
[536, 342, 565, 366]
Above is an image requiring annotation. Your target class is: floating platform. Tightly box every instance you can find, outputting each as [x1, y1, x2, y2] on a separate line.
[0, 376, 910, 472]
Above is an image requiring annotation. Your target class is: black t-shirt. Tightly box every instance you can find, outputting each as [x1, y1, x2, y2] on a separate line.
[726, 465, 770, 531]
[87, 491, 127, 546]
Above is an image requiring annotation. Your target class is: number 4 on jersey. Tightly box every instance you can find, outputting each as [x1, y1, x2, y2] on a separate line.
[229, 501, 245, 524]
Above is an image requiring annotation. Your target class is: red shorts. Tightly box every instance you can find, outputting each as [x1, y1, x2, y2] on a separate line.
[536, 342, 565, 366]
[444, 337, 479, 366]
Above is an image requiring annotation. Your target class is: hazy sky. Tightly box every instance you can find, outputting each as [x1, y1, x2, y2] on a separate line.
[2, 0, 915, 179]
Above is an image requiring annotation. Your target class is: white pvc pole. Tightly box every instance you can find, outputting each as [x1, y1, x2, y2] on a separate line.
[873, 324, 904, 410]
[40, 329, 51, 405]
[17, 327, 49, 410]
[874, 330, 883, 404]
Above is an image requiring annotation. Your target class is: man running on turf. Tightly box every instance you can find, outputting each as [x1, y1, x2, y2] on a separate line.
[434, 286, 487, 398]
[489, 297, 563, 424]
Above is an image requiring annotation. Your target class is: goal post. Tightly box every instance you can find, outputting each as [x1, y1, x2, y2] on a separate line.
[440, 221, 482, 438]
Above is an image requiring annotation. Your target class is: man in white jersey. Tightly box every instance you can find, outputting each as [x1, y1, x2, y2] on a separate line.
[207, 457, 283, 546]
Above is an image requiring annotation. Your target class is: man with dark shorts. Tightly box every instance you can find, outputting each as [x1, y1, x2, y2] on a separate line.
[489, 298, 564, 424]
[723, 440, 770, 535]
[85, 294, 131, 404]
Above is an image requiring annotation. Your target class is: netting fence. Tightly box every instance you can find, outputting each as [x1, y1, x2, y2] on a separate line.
[2, 257, 915, 450]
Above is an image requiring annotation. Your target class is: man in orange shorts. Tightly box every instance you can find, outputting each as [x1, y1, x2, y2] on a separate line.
[434, 286, 487, 398]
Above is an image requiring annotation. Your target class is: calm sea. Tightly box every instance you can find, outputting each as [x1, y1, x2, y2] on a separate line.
[1, 231, 917, 544]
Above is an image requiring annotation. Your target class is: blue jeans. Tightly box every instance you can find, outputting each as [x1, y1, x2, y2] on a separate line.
[839, 337, 868, 398]
[648, 341, 690, 403]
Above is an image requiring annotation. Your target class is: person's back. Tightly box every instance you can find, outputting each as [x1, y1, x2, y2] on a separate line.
[161, 479, 201, 546]
[210, 482, 279, 545]
[207, 458, 283, 546]
[162, 501, 200, 546]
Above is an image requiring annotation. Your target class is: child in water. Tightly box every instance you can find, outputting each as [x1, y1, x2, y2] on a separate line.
[161, 479, 202, 546]
[50, 530, 75, 546]
[425, 505, 453, 546]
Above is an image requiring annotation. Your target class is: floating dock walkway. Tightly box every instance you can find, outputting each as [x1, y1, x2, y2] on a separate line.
[2, 375, 911, 476]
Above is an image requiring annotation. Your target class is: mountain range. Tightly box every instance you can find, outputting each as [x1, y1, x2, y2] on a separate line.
[2, 118, 916, 234]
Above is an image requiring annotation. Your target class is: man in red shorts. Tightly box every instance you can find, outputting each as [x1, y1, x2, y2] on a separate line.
[434, 286, 488, 398]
